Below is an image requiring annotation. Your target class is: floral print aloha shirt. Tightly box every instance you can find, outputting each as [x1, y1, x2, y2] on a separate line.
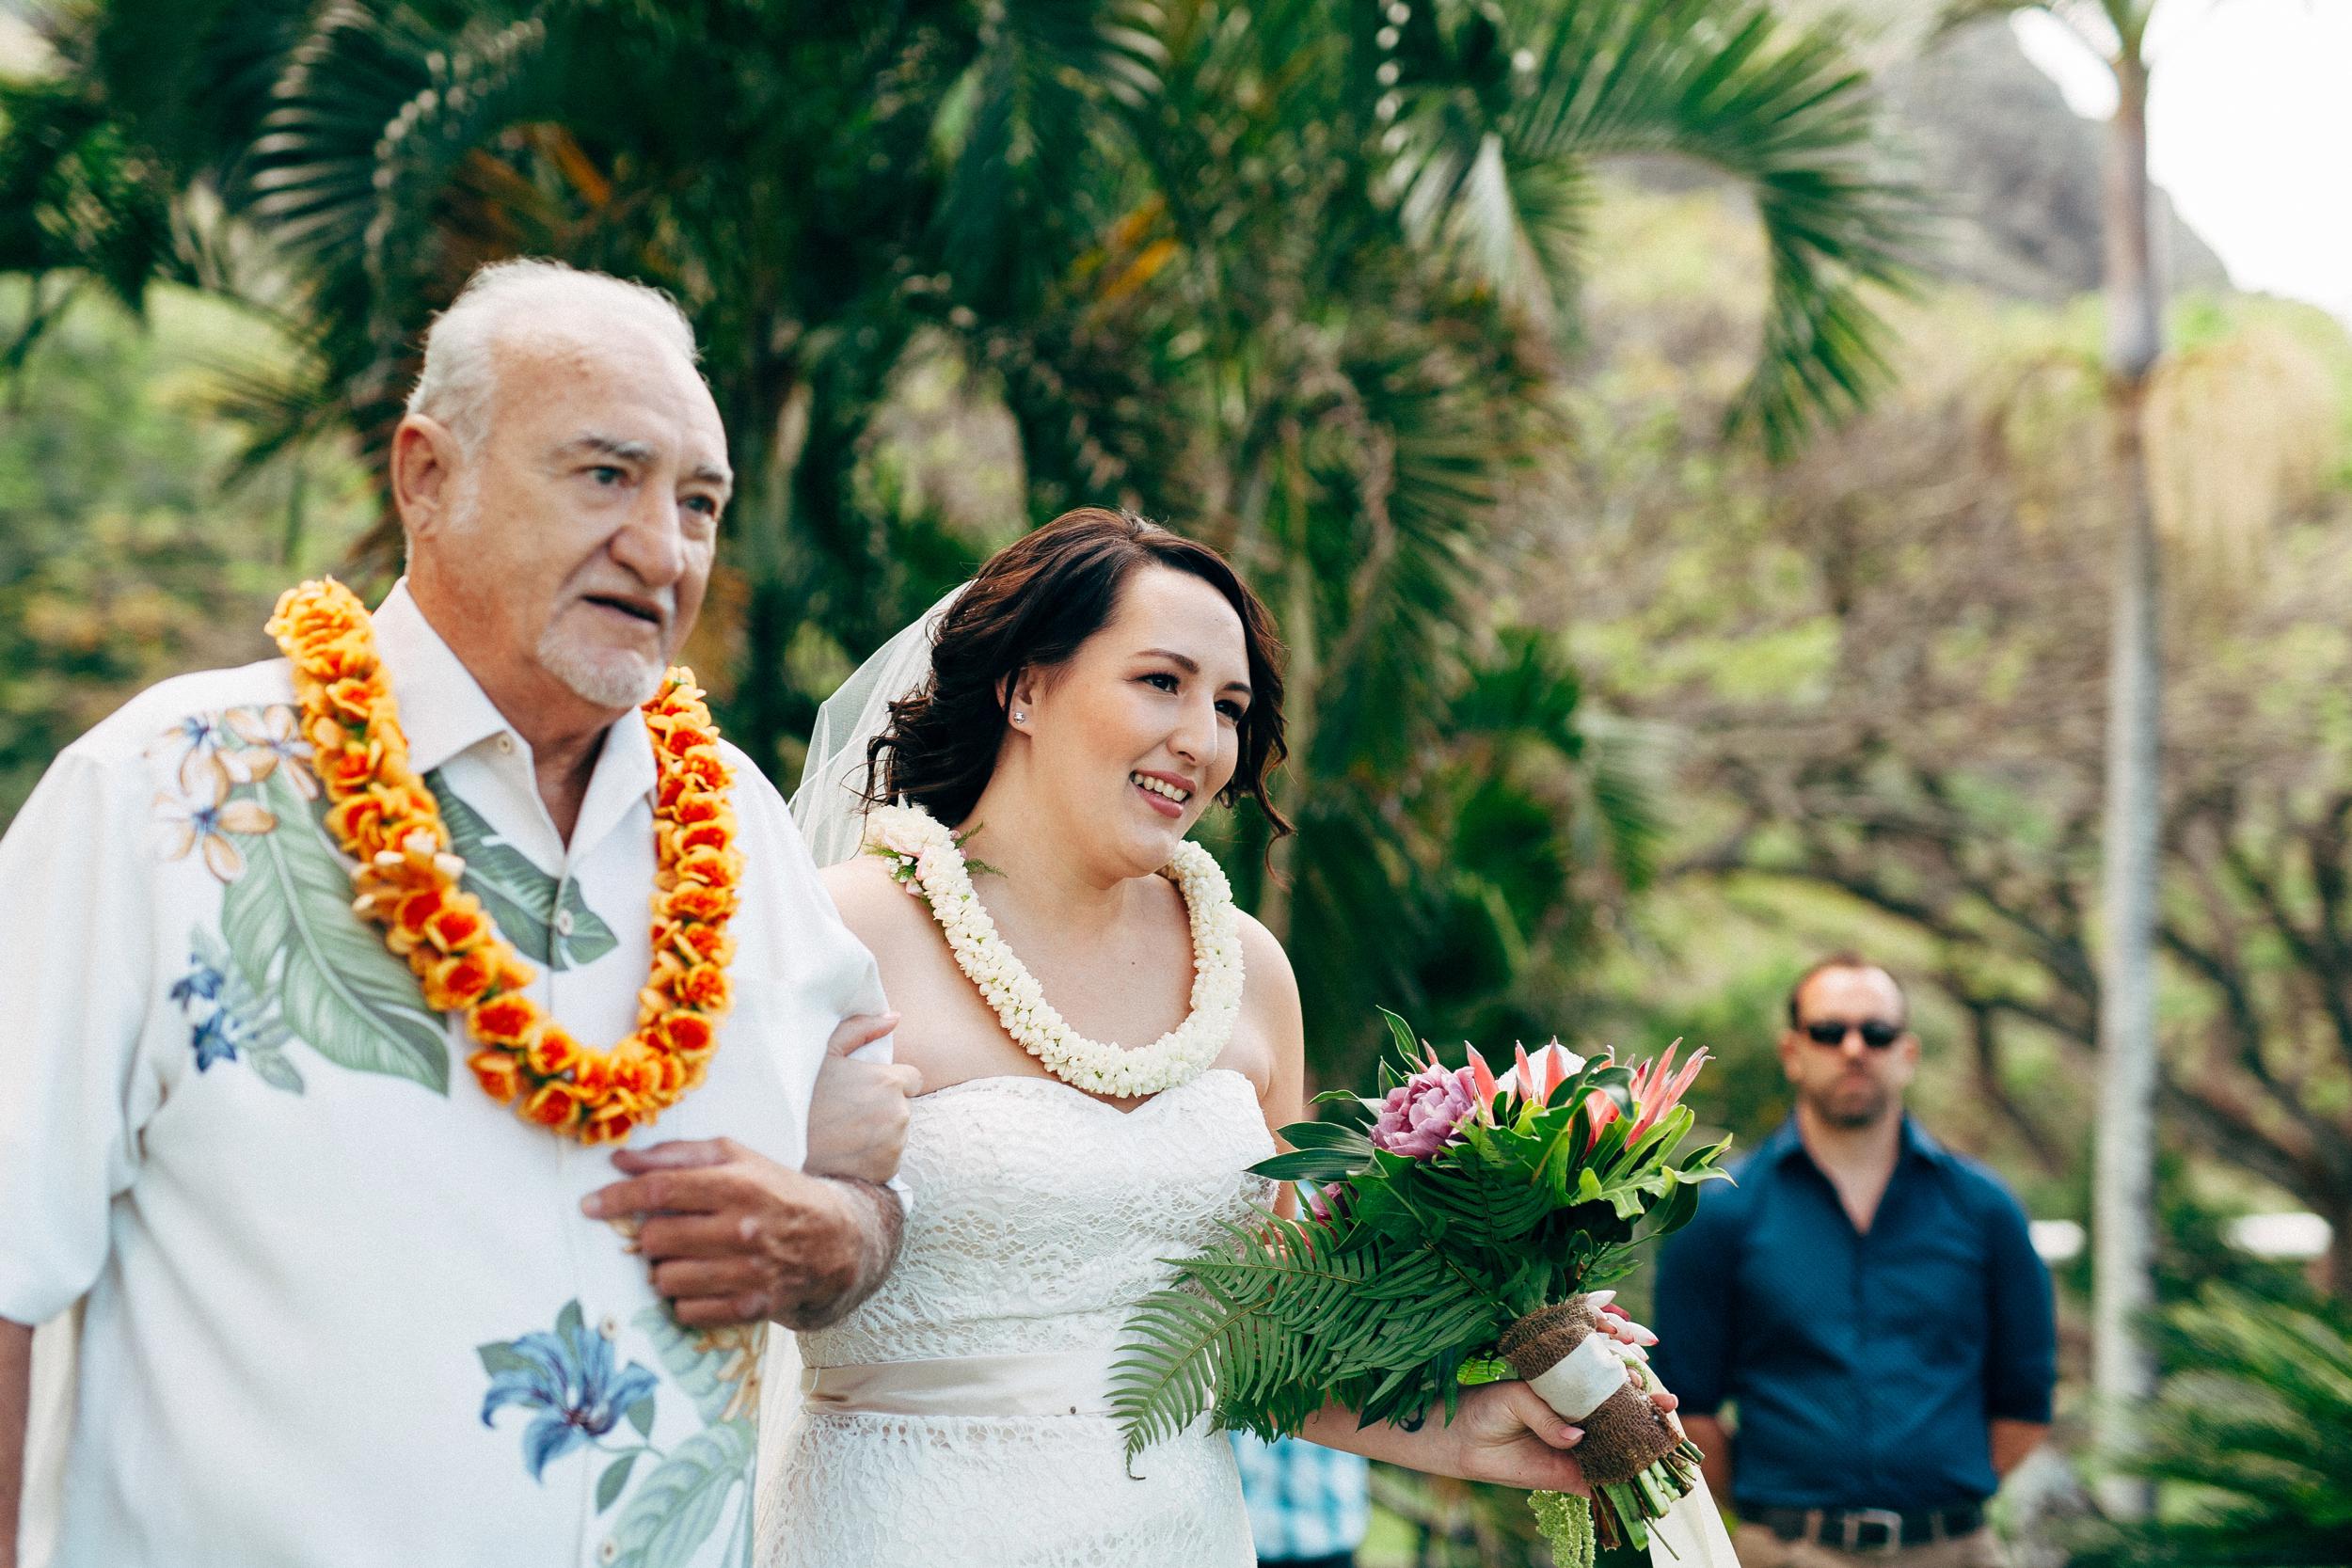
[0, 581, 891, 1568]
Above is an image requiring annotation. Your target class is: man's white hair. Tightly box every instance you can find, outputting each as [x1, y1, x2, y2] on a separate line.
[404, 259, 700, 451]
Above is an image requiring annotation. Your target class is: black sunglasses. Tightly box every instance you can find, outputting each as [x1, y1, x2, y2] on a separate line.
[1803, 1019, 1904, 1050]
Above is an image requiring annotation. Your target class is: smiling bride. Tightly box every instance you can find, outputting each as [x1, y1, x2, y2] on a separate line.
[760, 508, 1666, 1568]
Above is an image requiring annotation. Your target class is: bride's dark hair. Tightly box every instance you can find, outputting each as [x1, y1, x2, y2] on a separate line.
[864, 507, 1291, 835]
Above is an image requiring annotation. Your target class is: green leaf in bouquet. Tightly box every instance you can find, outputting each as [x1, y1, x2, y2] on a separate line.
[1251, 1148, 1364, 1182]
[1281, 1119, 1377, 1154]
[1311, 1088, 1380, 1128]
[1645, 1174, 1703, 1239]
[1116, 1210, 1502, 1456]
[1376, 1006, 1422, 1070]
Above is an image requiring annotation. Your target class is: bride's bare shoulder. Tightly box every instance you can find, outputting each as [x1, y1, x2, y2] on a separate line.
[818, 854, 933, 951]
[1234, 909, 1301, 1021]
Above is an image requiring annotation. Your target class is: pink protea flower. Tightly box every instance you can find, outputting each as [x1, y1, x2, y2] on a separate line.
[1626, 1041, 1708, 1139]
[1372, 1060, 1485, 1159]
[1503, 1039, 1587, 1105]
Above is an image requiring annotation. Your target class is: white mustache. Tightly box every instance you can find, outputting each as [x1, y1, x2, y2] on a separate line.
[574, 587, 675, 627]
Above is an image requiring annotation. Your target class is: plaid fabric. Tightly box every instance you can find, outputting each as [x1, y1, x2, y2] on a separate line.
[1229, 1432, 1371, 1562]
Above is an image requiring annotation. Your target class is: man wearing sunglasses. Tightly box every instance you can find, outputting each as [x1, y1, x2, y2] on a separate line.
[1650, 954, 2056, 1568]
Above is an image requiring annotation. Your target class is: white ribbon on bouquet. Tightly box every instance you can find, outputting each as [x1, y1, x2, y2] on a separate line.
[1527, 1331, 1743, 1568]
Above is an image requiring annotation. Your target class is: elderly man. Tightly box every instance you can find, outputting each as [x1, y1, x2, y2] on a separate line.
[0, 260, 916, 1567]
[1651, 954, 2057, 1568]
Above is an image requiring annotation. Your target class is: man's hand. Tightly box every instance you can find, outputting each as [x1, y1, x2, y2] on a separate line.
[803, 1011, 918, 1187]
[584, 1140, 903, 1330]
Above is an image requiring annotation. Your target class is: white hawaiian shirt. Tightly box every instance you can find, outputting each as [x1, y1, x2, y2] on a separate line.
[0, 581, 889, 1568]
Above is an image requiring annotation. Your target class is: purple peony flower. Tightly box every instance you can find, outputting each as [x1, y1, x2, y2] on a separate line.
[1372, 1062, 1483, 1159]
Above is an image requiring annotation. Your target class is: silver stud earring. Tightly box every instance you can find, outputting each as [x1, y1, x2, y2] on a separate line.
[1011, 711, 1025, 724]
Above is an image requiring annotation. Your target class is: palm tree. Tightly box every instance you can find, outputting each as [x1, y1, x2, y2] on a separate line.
[1, 0, 1917, 1078]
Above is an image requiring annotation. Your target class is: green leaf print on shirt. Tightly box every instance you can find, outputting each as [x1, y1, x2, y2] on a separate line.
[590, 1307, 762, 1568]
[606, 1421, 755, 1568]
[425, 770, 617, 971]
[191, 926, 305, 1092]
[218, 765, 450, 1094]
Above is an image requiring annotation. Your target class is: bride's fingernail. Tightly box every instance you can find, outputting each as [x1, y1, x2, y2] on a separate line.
[580, 1194, 603, 1217]
[1562, 1425, 1583, 1443]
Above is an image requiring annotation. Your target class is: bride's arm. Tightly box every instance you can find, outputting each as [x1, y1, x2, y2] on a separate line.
[1296, 1383, 1618, 1493]
[1238, 916, 1670, 1495]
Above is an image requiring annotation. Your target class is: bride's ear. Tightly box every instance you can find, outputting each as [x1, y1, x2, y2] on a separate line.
[998, 669, 1041, 731]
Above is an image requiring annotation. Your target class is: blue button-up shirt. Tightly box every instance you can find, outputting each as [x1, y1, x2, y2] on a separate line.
[1650, 1116, 2056, 1512]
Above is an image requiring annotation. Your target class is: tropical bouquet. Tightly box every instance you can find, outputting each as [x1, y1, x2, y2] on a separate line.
[1113, 1011, 1732, 1565]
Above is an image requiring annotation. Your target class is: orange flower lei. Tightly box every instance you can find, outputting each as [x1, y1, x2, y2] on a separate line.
[267, 578, 740, 1144]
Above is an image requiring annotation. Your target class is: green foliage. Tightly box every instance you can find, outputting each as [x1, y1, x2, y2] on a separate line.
[0, 284, 374, 827]
[2071, 1286, 2352, 1568]
[1112, 1014, 1728, 1454]
[3, 0, 1921, 1079]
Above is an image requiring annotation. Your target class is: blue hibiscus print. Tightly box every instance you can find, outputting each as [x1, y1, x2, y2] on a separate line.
[169, 959, 226, 1009]
[480, 1301, 660, 1481]
[188, 1011, 239, 1070]
[172, 956, 238, 1069]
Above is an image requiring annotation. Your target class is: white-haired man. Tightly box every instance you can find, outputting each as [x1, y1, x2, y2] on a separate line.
[0, 260, 918, 1568]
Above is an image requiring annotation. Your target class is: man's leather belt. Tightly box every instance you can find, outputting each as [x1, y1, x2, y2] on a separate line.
[1739, 1503, 1985, 1553]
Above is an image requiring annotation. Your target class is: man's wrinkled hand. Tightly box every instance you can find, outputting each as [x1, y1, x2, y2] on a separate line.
[804, 1011, 918, 1187]
[584, 1139, 876, 1330]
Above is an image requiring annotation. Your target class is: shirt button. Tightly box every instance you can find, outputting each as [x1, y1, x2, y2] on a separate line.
[554, 908, 575, 938]
[497, 734, 515, 754]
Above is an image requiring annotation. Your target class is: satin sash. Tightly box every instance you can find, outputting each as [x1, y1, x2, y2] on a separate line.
[801, 1349, 1114, 1418]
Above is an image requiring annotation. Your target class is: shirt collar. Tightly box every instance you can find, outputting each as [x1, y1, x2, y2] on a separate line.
[1766, 1112, 1943, 1169]
[370, 580, 511, 775]
[368, 581, 659, 818]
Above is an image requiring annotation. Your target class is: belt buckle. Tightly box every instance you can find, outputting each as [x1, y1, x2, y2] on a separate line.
[1836, 1509, 1908, 1554]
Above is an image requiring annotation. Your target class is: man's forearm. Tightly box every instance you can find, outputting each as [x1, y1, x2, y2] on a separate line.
[2, 1317, 33, 1568]
[1990, 1418, 2047, 1478]
[1680, 1412, 1733, 1499]
[776, 1178, 903, 1332]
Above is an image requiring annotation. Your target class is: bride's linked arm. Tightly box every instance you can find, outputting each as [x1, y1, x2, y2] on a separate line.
[581, 1011, 920, 1331]
[1238, 916, 1674, 1497]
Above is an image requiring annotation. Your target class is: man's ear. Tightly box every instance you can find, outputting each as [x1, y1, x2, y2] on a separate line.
[1776, 1031, 1804, 1084]
[389, 414, 465, 537]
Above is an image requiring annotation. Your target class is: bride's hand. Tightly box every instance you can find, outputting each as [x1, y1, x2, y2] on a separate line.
[804, 1011, 918, 1186]
[1443, 1380, 1595, 1494]
[1440, 1380, 1681, 1494]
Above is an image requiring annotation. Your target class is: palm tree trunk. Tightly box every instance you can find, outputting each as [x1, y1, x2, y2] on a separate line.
[2092, 38, 2162, 1523]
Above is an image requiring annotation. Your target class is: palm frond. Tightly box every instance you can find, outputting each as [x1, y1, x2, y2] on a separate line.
[1388, 0, 1925, 458]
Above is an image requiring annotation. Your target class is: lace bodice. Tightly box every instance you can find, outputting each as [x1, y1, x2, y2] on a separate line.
[803, 1068, 1276, 1368]
[759, 1068, 1276, 1568]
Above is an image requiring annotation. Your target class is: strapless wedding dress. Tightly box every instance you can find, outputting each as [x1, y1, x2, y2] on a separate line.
[757, 1068, 1275, 1568]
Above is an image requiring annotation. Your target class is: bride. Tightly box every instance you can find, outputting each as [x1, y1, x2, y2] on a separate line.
[760, 508, 1665, 1567]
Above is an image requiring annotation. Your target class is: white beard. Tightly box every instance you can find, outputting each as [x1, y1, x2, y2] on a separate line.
[536, 625, 665, 711]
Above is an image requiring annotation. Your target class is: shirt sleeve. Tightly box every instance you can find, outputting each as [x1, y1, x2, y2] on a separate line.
[1979, 1179, 2058, 1423]
[1649, 1181, 1740, 1416]
[0, 748, 161, 1324]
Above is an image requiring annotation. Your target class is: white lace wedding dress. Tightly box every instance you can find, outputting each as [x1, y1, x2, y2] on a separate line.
[757, 1067, 1275, 1568]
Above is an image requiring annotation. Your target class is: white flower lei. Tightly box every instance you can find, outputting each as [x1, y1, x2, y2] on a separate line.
[863, 801, 1245, 1098]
